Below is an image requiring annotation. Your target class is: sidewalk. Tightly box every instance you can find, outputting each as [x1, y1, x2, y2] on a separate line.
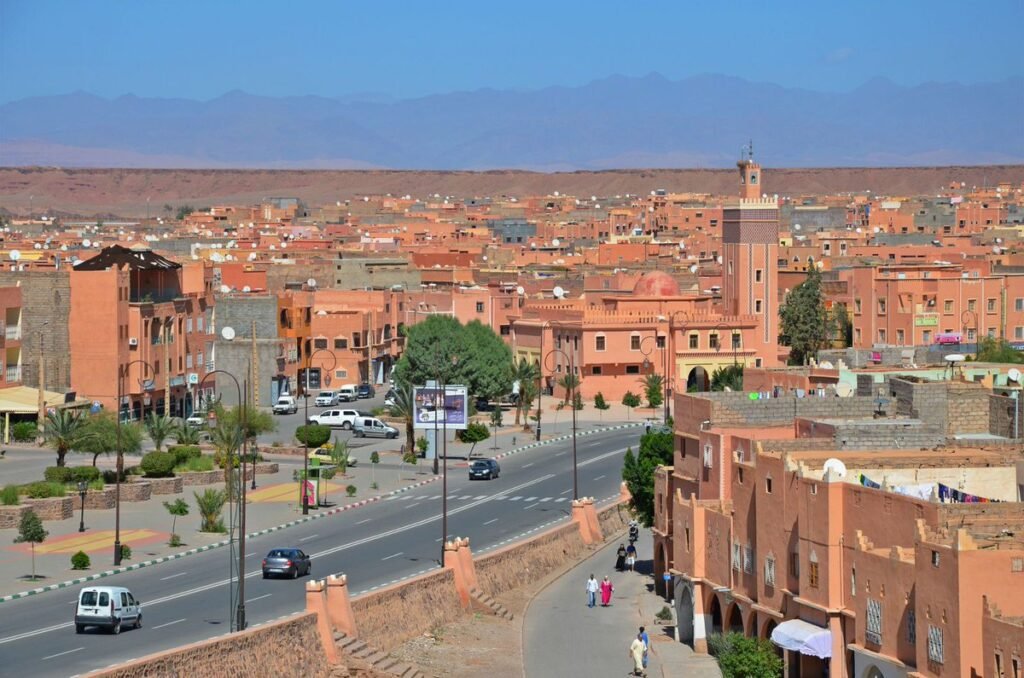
[523, 531, 721, 678]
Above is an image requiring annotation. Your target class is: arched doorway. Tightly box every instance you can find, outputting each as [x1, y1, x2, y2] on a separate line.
[762, 620, 783, 658]
[687, 366, 710, 392]
[726, 603, 744, 634]
[708, 594, 723, 634]
[676, 585, 694, 645]
[654, 542, 667, 597]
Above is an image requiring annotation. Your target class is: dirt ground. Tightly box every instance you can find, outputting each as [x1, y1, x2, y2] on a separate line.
[386, 540, 611, 678]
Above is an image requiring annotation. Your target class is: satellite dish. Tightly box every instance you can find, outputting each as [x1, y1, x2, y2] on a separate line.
[1008, 368, 1022, 383]
[835, 383, 854, 397]
[946, 354, 965, 363]
[552, 238, 561, 247]
[248, 253, 257, 261]
[242, 286, 251, 293]
[9, 250, 20, 261]
[823, 458, 848, 479]
[211, 253, 224, 263]
[516, 286, 525, 295]
[553, 286, 565, 299]
[678, 242, 686, 250]
[307, 278, 317, 288]
[33, 243, 41, 250]
[219, 284, 231, 293]
[221, 327, 236, 341]
[82, 239, 91, 248]
[689, 264, 698, 273]
[793, 224, 801, 230]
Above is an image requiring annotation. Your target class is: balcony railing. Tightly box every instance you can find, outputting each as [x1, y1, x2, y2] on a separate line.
[4, 325, 19, 341]
[5, 365, 21, 383]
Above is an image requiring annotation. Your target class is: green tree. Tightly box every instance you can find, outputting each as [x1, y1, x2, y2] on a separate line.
[175, 205, 195, 220]
[370, 450, 380, 484]
[387, 383, 417, 461]
[511, 358, 540, 427]
[779, 262, 835, 365]
[207, 416, 244, 500]
[461, 320, 513, 399]
[75, 412, 143, 467]
[194, 488, 227, 533]
[489, 406, 503, 448]
[295, 424, 331, 448]
[174, 421, 202, 445]
[975, 337, 1024, 363]
[833, 303, 853, 347]
[711, 633, 783, 678]
[43, 409, 87, 467]
[163, 498, 189, 542]
[517, 376, 539, 431]
[622, 391, 641, 420]
[14, 510, 48, 580]
[556, 373, 580, 405]
[457, 421, 490, 456]
[620, 429, 674, 526]
[710, 364, 744, 392]
[593, 392, 609, 421]
[641, 373, 664, 413]
[144, 413, 175, 452]
[393, 315, 468, 393]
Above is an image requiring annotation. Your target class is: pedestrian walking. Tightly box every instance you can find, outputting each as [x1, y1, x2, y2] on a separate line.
[615, 543, 627, 571]
[629, 632, 646, 676]
[600, 575, 614, 606]
[625, 542, 637, 571]
[586, 573, 599, 608]
[639, 626, 650, 670]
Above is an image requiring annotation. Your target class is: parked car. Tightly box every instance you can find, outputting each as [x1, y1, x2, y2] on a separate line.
[306, 408, 360, 429]
[357, 383, 375, 399]
[185, 413, 207, 428]
[384, 389, 398, 407]
[307, 446, 358, 466]
[469, 459, 501, 480]
[261, 548, 312, 579]
[353, 416, 399, 438]
[336, 384, 359, 402]
[75, 586, 141, 634]
[314, 391, 338, 407]
[273, 395, 298, 415]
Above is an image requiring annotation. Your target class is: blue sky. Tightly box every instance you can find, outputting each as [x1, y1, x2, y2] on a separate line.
[1, 0, 1020, 104]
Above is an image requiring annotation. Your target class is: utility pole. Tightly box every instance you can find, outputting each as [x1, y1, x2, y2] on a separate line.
[36, 327, 47, 444]
[250, 320, 259, 406]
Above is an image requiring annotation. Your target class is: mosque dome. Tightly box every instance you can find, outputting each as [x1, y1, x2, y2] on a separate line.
[632, 270, 680, 297]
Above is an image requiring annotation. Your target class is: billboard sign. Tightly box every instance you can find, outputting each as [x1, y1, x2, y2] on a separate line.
[413, 385, 468, 430]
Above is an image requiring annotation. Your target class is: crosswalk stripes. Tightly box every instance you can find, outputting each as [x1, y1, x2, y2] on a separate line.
[389, 493, 584, 505]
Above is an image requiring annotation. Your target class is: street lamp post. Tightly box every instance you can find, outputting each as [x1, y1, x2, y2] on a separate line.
[535, 320, 550, 441]
[114, 359, 155, 567]
[544, 345, 578, 500]
[302, 348, 337, 514]
[639, 333, 667, 423]
[198, 369, 246, 632]
[77, 481, 87, 533]
[439, 355, 458, 567]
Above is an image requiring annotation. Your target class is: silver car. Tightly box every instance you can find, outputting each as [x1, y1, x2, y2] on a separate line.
[261, 548, 312, 579]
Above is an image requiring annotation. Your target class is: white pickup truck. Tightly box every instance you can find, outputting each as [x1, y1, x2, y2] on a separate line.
[306, 408, 361, 429]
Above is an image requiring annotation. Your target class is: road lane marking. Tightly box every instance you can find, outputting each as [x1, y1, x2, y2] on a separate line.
[160, 572, 189, 581]
[509, 496, 521, 501]
[298, 534, 319, 542]
[539, 497, 552, 502]
[381, 552, 403, 561]
[560, 489, 573, 495]
[151, 619, 186, 630]
[522, 462, 534, 468]
[473, 495, 486, 500]
[407, 503, 420, 509]
[524, 502, 539, 509]
[43, 647, 83, 660]
[483, 518, 499, 525]
[355, 518, 372, 525]
[525, 497, 538, 502]
[245, 594, 272, 603]
[593, 475, 605, 481]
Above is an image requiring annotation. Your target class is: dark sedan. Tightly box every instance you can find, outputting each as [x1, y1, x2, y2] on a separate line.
[469, 459, 500, 480]
[357, 383, 375, 399]
[261, 548, 312, 579]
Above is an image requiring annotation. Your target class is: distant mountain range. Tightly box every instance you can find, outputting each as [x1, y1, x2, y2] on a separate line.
[1, 74, 1021, 169]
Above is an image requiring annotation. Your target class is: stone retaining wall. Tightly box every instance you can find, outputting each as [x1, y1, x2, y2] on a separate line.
[179, 470, 223, 486]
[349, 568, 464, 652]
[475, 523, 589, 598]
[255, 462, 279, 474]
[147, 476, 183, 495]
[0, 505, 30, 529]
[23, 496, 74, 520]
[597, 501, 631, 538]
[84, 488, 116, 510]
[119, 481, 152, 502]
[86, 612, 332, 678]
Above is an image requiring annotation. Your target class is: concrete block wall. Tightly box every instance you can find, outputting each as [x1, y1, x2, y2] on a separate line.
[213, 294, 279, 340]
[213, 341, 281, 407]
[706, 391, 883, 426]
[989, 394, 1024, 439]
[0, 270, 72, 391]
[946, 383, 991, 435]
[890, 378, 991, 436]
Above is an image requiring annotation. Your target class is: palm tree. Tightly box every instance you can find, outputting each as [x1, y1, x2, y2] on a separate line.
[386, 383, 417, 467]
[556, 373, 580, 406]
[511, 358, 539, 427]
[173, 422, 202, 445]
[641, 373, 664, 416]
[518, 378, 539, 431]
[193, 488, 227, 532]
[43, 409, 86, 467]
[145, 413, 175, 452]
[208, 419, 244, 500]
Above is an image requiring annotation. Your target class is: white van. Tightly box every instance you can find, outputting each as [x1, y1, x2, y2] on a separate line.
[336, 384, 358, 402]
[75, 585, 141, 634]
[353, 416, 399, 439]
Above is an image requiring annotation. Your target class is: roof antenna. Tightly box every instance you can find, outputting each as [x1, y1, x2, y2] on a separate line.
[748, 139, 754, 160]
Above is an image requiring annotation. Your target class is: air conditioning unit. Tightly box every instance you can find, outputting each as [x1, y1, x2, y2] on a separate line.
[128, 338, 139, 347]
[703, 444, 714, 469]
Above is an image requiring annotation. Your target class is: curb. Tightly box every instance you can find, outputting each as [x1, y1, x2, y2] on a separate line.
[0, 475, 441, 604]
[0, 423, 643, 604]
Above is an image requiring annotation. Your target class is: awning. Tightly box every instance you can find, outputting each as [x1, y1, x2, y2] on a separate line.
[771, 618, 832, 658]
[0, 386, 81, 414]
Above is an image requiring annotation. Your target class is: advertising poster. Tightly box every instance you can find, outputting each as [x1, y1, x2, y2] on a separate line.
[413, 385, 468, 430]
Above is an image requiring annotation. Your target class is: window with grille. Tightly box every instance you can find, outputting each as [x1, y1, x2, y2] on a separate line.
[689, 334, 698, 349]
[764, 557, 776, 587]
[334, 338, 347, 349]
[866, 598, 882, 645]
[630, 335, 640, 350]
[927, 625, 943, 663]
[809, 561, 820, 588]
[314, 338, 328, 350]
[595, 335, 606, 351]
[744, 545, 754, 574]
[907, 609, 916, 644]
[732, 542, 741, 571]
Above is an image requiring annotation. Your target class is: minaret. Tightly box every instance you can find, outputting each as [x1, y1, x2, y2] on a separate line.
[737, 140, 761, 201]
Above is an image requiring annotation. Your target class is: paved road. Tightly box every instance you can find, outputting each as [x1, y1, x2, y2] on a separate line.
[0, 426, 640, 677]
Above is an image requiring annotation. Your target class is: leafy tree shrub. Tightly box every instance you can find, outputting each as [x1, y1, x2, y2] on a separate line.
[168, 445, 202, 466]
[593, 392, 609, 421]
[179, 455, 215, 472]
[14, 510, 47, 580]
[709, 633, 783, 678]
[43, 466, 72, 483]
[370, 481, 379, 490]
[622, 391, 641, 420]
[457, 422, 490, 456]
[24, 481, 67, 498]
[101, 469, 128, 484]
[71, 550, 91, 570]
[169, 533, 183, 547]
[139, 451, 177, 478]
[295, 424, 331, 449]
[120, 544, 132, 560]
[621, 429, 675, 526]
[44, 466, 101, 484]
[346, 484, 357, 497]
[163, 498, 189, 538]
[655, 606, 673, 621]
[194, 488, 227, 532]
[415, 436, 429, 456]
[88, 478, 104, 491]
[11, 422, 36, 442]
[1, 485, 20, 505]
[779, 262, 834, 365]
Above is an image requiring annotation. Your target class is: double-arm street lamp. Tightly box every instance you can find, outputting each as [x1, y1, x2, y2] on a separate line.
[544, 343, 579, 500]
[534, 319, 551, 441]
[302, 348, 337, 515]
[114, 359, 155, 567]
[639, 332, 669, 422]
[435, 354, 458, 567]
[714, 322, 740, 367]
[198, 369, 248, 632]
